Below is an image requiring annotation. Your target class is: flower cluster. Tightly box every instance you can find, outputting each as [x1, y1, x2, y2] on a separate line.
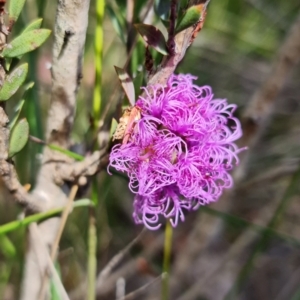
[109, 74, 242, 230]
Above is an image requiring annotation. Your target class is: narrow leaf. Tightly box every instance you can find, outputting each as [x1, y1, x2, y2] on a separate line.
[50, 271, 62, 300]
[2, 29, 51, 58]
[8, 118, 29, 157]
[9, 81, 34, 129]
[9, 100, 25, 129]
[48, 144, 84, 161]
[154, 0, 170, 22]
[22, 18, 43, 34]
[133, 70, 144, 100]
[0, 63, 28, 101]
[135, 24, 168, 55]
[8, 0, 26, 27]
[175, 5, 203, 33]
[0, 199, 93, 235]
[0, 235, 16, 258]
[106, 5, 126, 43]
[114, 66, 136, 106]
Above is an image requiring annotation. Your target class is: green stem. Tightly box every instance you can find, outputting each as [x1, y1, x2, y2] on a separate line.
[87, 0, 105, 297]
[161, 220, 173, 300]
[93, 0, 105, 124]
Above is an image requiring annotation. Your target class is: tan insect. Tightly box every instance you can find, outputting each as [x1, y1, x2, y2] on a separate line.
[112, 106, 141, 144]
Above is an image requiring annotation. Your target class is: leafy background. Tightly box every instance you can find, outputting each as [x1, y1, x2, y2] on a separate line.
[1, 0, 300, 299]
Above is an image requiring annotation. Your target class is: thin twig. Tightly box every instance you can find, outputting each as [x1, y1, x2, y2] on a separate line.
[30, 223, 70, 300]
[98, 228, 146, 287]
[50, 185, 79, 260]
[274, 266, 300, 300]
[120, 273, 164, 300]
[38, 185, 79, 300]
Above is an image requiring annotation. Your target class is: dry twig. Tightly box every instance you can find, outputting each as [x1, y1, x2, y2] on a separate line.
[98, 228, 146, 288]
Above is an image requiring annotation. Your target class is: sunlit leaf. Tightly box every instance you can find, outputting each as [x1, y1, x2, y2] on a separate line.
[0, 63, 28, 101]
[0, 199, 93, 235]
[8, 118, 29, 158]
[8, 0, 26, 27]
[50, 263, 62, 300]
[2, 29, 51, 58]
[23, 81, 35, 91]
[0, 235, 16, 259]
[22, 18, 43, 34]
[175, 4, 203, 33]
[110, 118, 118, 138]
[114, 66, 136, 106]
[135, 24, 168, 55]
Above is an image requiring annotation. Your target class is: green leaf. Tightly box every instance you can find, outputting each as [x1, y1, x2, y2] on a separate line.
[114, 66, 136, 106]
[0, 199, 93, 235]
[106, 5, 126, 44]
[50, 264, 62, 300]
[0, 235, 16, 259]
[110, 118, 118, 138]
[135, 24, 168, 55]
[23, 81, 35, 91]
[8, 0, 26, 27]
[8, 118, 29, 158]
[133, 70, 144, 99]
[2, 29, 51, 58]
[9, 100, 25, 129]
[154, 0, 170, 22]
[175, 5, 203, 34]
[0, 63, 28, 101]
[12, 20, 44, 61]
[22, 18, 43, 34]
[9, 82, 34, 129]
[48, 144, 84, 161]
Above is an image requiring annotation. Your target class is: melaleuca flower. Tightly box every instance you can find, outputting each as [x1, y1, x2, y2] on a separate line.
[109, 74, 243, 230]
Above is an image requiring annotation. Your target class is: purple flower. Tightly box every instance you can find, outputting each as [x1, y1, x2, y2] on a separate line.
[109, 74, 243, 230]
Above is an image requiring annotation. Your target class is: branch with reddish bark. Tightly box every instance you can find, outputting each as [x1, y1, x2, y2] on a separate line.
[146, 0, 209, 89]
